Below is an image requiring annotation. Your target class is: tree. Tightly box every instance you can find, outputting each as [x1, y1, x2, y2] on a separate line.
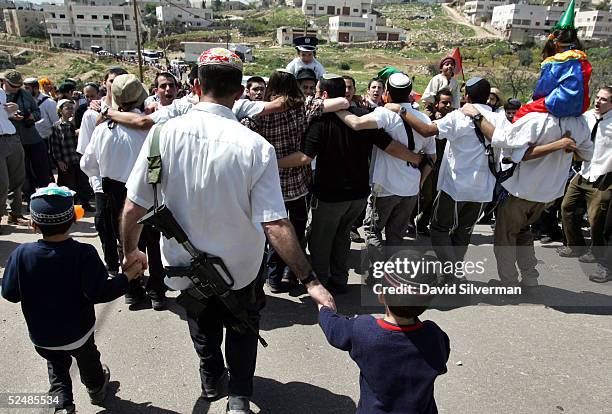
[518, 49, 533, 67]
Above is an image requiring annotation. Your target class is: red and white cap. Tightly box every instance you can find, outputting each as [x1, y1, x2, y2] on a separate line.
[197, 48, 243, 72]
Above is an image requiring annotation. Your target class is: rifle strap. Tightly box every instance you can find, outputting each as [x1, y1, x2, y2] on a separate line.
[147, 122, 165, 208]
[473, 120, 516, 183]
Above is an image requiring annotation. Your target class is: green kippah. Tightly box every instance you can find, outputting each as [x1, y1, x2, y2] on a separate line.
[377, 66, 401, 82]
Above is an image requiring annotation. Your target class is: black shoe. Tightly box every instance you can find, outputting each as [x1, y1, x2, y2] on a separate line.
[417, 226, 430, 237]
[201, 368, 228, 402]
[578, 251, 598, 263]
[148, 292, 167, 311]
[557, 246, 584, 257]
[268, 281, 293, 294]
[81, 203, 96, 212]
[405, 225, 416, 237]
[488, 278, 521, 288]
[125, 290, 146, 305]
[88, 364, 110, 406]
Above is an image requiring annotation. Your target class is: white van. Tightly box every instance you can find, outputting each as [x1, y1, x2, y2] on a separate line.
[120, 50, 137, 58]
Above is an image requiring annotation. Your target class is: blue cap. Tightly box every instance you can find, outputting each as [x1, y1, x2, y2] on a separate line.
[30, 185, 75, 225]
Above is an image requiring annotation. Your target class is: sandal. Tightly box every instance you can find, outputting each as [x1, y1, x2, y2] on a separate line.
[589, 264, 612, 283]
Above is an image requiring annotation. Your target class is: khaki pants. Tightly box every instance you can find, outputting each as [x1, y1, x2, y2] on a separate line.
[0, 134, 25, 218]
[561, 174, 609, 257]
[494, 194, 547, 282]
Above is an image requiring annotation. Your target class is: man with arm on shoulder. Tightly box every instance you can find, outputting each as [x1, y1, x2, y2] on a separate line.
[120, 49, 334, 414]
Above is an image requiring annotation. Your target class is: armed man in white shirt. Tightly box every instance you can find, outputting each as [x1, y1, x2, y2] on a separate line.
[392, 77, 509, 282]
[120, 48, 335, 414]
[78, 67, 128, 276]
[461, 90, 593, 288]
[559, 86, 612, 280]
[334, 73, 436, 267]
[80, 74, 168, 310]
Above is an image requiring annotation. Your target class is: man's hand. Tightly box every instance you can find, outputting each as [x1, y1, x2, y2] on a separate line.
[408, 152, 423, 166]
[123, 249, 148, 273]
[144, 102, 159, 115]
[384, 103, 401, 113]
[89, 100, 102, 112]
[306, 281, 336, 311]
[57, 161, 68, 172]
[558, 136, 576, 153]
[9, 112, 24, 121]
[122, 260, 143, 281]
[3, 102, 19, 115]
[460, 103, 480, 118]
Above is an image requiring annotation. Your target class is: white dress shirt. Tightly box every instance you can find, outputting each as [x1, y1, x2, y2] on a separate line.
[80, 109, 149, 184]
[150, 98, 265, 124]
[435, 104, 509, 203]
[285, 57, 326, 79]
[492, 112, 593, 203]
[126, 102, 287, 291]
[0, 89, 17, 135]
[579, 109, 611, 183]
[77, 105, 107, 193]
[34, 93, 59, 140]
[421, 74, 461, 109]
[370, 105, 436, 197]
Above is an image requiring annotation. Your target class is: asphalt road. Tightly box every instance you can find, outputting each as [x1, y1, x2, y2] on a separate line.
[1, 214, 611, 414]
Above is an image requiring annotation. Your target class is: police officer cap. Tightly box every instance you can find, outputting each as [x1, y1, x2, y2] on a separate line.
[294, 36, 318, 52]
[296, 68, 317, 82]
[321, 73, 342, 80]
[388, 73, 412, 89]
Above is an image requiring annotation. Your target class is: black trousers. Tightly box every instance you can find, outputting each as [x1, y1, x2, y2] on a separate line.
[266, 195, 308, 285]
[102, 177, 165, 295]
[22, 141, 52, 197]
[34, 335, 105, 410]
[186, 275, 265, 397]
[57, 163, 91, 205]
[94, 192, 119, 272]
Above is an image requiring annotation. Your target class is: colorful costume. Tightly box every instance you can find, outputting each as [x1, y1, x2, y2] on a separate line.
[514, 0, 591, 121]
[514, 49, 591, 121]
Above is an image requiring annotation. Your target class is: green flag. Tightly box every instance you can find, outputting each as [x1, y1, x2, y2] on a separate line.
[554, 0, 575, 30]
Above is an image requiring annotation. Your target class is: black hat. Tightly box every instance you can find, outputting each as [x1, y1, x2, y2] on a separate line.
[294, 36, 318, 52]
[296, 68, 317, 82]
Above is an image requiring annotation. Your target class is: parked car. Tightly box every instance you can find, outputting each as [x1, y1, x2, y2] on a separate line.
[96, 50, 113, 57]
[58, 42, 80, 50]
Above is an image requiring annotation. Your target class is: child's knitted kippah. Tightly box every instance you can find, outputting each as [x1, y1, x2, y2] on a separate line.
[30, 185, 76, 226]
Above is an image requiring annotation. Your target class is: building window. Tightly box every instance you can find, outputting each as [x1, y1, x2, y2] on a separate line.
[59, 14, 65, 18]
[92, 15, 97, 19]
[124, 14, 129, 19]
[535, 21, 540, 26]
[103, 15, 109, 19]
[77, 14, 84, 19]
[51, 12, 56, 18]
[318, 6, 324, 10]
[306, 6, 312, 10]
[353, 8, 358, 12]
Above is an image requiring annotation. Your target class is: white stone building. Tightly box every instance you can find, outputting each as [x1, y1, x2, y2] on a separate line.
[302, 0, 372, 17]
[155, 6, 213, 30]
[43, 2, 142, 52]
[575, 9, 612, 40]
[3, 9, 45, 37]
[491, 3, 564, 43]
[328, 13, 404, 42]
[462, 0, 505, 25]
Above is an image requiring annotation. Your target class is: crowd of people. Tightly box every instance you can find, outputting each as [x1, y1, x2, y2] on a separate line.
[0, 3, 610, 412]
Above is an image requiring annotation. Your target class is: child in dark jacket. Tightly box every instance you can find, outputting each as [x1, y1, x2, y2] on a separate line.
[318, 250, 450, 414]
[1, 185, 142, 414]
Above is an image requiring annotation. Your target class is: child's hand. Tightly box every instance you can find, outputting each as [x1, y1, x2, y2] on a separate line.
[123, 261, 143, 281]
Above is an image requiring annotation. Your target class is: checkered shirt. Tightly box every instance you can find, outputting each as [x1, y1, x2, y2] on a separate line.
[51, 119, 80, 166]
[242, 96, 323, 200]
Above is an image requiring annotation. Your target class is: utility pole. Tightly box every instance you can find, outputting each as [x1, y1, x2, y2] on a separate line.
[133, 0, 144, 81]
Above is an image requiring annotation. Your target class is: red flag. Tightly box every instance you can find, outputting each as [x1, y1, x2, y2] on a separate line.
[450, 47, 463, 80]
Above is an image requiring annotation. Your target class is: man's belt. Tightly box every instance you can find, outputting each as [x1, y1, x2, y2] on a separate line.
[0, 133, 17, 139]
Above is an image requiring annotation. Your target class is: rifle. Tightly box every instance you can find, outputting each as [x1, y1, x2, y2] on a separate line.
[137, 123, 267, 347]
[138, 205, 268, 347]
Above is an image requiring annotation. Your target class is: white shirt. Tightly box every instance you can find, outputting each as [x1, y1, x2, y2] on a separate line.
[422, 74, 461, 109]
[77, 105, 107, 193]
[370, 105, 436, 197]
[492, 112, 593, 203]
[435, 104, 510, 203]
[286, 57, 326, 79]
[0, 89, 17, 135]
[150, 98, 265, 124]
[126, 102, 287, 291]
[80, 109, 149, 183]
[579, 109, 611, 182]
[34, 93, 58, 140]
